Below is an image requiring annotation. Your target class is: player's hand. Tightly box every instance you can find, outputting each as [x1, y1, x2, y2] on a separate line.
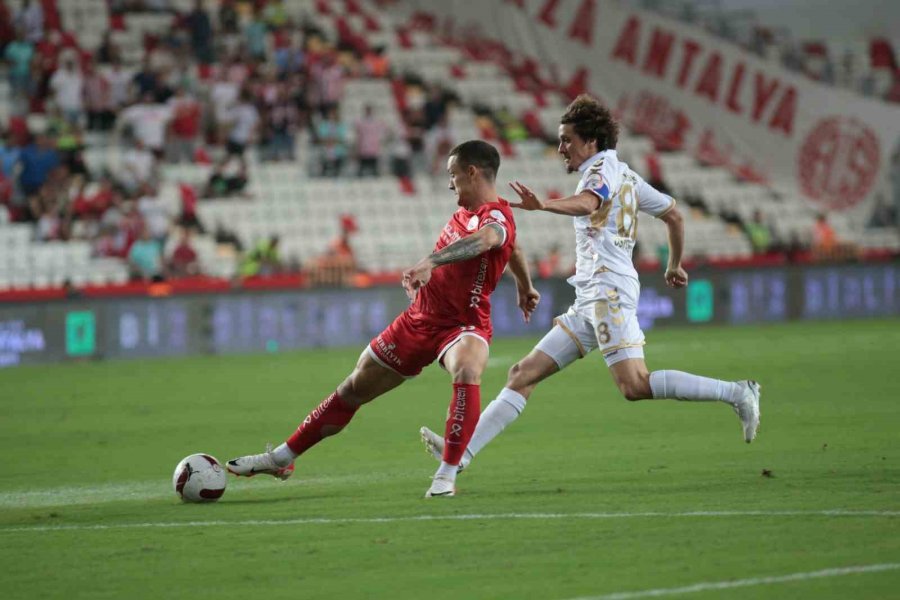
[508, 181, 545, 211]
[402, 258, 434, 300]
[665, 265, 688, 288]
[516, 285, 541, 323]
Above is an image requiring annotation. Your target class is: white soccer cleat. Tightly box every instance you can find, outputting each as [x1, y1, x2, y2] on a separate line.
[424, 475, 456, 498]
[420, 426, 467, 473]
[733, 380, 761, 443]
[226, 446, 295, 480]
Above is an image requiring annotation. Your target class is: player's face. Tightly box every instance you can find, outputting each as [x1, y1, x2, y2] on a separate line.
[558, 124, 598, 174]
[447, 155, 474, 208]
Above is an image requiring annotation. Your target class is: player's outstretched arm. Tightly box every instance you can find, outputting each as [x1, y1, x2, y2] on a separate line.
[402, 224, 505, 298]
[508, 243, 540, 322]
[660, 206, 688, 288]
[509, 181, 600, 216]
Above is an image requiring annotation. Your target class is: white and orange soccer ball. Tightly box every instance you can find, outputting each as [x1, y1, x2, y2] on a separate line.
[172, 454, 227, 503]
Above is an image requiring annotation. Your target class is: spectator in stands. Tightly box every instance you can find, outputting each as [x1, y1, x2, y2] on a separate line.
[315, 106, 348, 177]
[118, 91, 173, 157]
[166, 86, 203, 163]
[18, 130, 60, 200]
[15, 0, 43, 43]
[354, 105, 386, 177]
[423, 113, 455, 177]
[84, 62, 114, 132]
[0, 128, 21, 182]
[204, 157, 248, 198]
[244, 5, 268, 61]
[137, 185, 173, 245]
[167, 228, 200, 277]
[119, 139, 157, 196]
[812, 214, 837, 253]
[217, 0, 239, 36]
[0, 1, 13, 50]
[422, 84, 447, 130]
[222, 88, 259, 172]
[106, 57, 133, 113]
[210, 67, 239, 142]
[262, 84, 299, 162]
[240, 235, 281, 277]
[185, 0, 214, 65]
[310, 51, 345, 115]
[388, 125, 412, 179]
[131, 55, 160, 101]
[867, 194, 897, 228]
[744, 210, 773, 254]
[362, 46, 389, 79]
[4, 27, 34, 114]
[95, 31, 119, 65]
[273, 27, 304, 78]
[128, 225, 164, 281]
[262, 0, 288, 29]
[307, 215, 358, 286]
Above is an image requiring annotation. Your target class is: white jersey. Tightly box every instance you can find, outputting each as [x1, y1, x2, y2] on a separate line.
[569, 150, 675, 310]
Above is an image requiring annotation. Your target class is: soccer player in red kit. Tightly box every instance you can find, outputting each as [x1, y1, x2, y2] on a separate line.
[226, 140, 540, 497]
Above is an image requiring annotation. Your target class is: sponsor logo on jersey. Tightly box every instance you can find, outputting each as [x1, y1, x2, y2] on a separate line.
[374, 335, 403, 367]
[611, 235, 634, 249]
[489, 209, 506, 223]
[469, 257, 489, 308]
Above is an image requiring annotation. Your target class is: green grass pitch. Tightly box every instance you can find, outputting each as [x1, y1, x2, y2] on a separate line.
[1, 319, 898, 599]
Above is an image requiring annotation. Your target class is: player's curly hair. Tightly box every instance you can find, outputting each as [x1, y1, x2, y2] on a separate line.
[560, 94, 619, 151]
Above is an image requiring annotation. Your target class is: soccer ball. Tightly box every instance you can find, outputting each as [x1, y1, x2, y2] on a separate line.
[172, 454, 227, 503]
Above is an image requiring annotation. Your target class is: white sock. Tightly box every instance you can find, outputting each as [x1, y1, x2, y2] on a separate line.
[649, 370, 742, 405]
[463, 387, 527, 464]
[435, 461, 458, 481]
[271, 443, 297, 467]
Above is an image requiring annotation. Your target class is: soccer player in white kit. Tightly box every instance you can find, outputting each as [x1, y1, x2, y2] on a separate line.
[421, 95, 761, 473]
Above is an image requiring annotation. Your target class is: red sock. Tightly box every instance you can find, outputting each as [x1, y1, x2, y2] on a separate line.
[285, 392, 358, 456]
[442, 383, 481, 466]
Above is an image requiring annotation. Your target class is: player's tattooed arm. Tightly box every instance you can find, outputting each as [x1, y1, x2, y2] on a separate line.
[402, 224, 504, 299]
[429, 223, 504, 266]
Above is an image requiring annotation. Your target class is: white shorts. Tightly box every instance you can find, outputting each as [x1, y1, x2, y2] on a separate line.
[535, 273, 645, 368]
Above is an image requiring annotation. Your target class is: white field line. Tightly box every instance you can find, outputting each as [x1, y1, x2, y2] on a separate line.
[1, 510, 898, 534]
[564, 563, 900, 600]
[0, 472, 419, 508]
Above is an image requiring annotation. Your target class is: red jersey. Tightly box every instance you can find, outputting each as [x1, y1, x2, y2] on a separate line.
[409, 199, 516, 336]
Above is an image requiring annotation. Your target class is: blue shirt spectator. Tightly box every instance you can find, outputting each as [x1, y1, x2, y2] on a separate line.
[19, 135, 60, 195]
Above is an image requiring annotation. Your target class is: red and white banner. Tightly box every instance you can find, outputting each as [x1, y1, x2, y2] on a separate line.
[399, 0, 900, 218]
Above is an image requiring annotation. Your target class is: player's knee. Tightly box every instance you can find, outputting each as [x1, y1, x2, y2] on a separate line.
[450, 365, 481, 385]
[619, 380, 651, 402]
[506, 360, 533, 388]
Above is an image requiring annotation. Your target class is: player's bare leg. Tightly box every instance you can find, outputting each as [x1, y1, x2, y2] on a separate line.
[424, 336, 490, 497]
[422, 347, 559, 471]
[608, 357, 761, 442]
[227, 350, 405, 478]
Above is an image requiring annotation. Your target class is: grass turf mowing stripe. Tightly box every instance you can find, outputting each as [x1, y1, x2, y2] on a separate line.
[2, 510, 898, 533]
[564, 563, 900, 599]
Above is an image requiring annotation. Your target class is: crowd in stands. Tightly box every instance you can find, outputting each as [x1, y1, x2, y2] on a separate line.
[0, 0, 477, 284]
[649, 1, 900, 104]
[0, 0, 896, 290]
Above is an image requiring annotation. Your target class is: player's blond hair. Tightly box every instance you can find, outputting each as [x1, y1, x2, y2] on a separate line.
[560, 94, 619, 152]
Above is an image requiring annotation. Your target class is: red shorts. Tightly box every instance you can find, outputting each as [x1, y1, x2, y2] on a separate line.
[367, 311, 491, 377]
